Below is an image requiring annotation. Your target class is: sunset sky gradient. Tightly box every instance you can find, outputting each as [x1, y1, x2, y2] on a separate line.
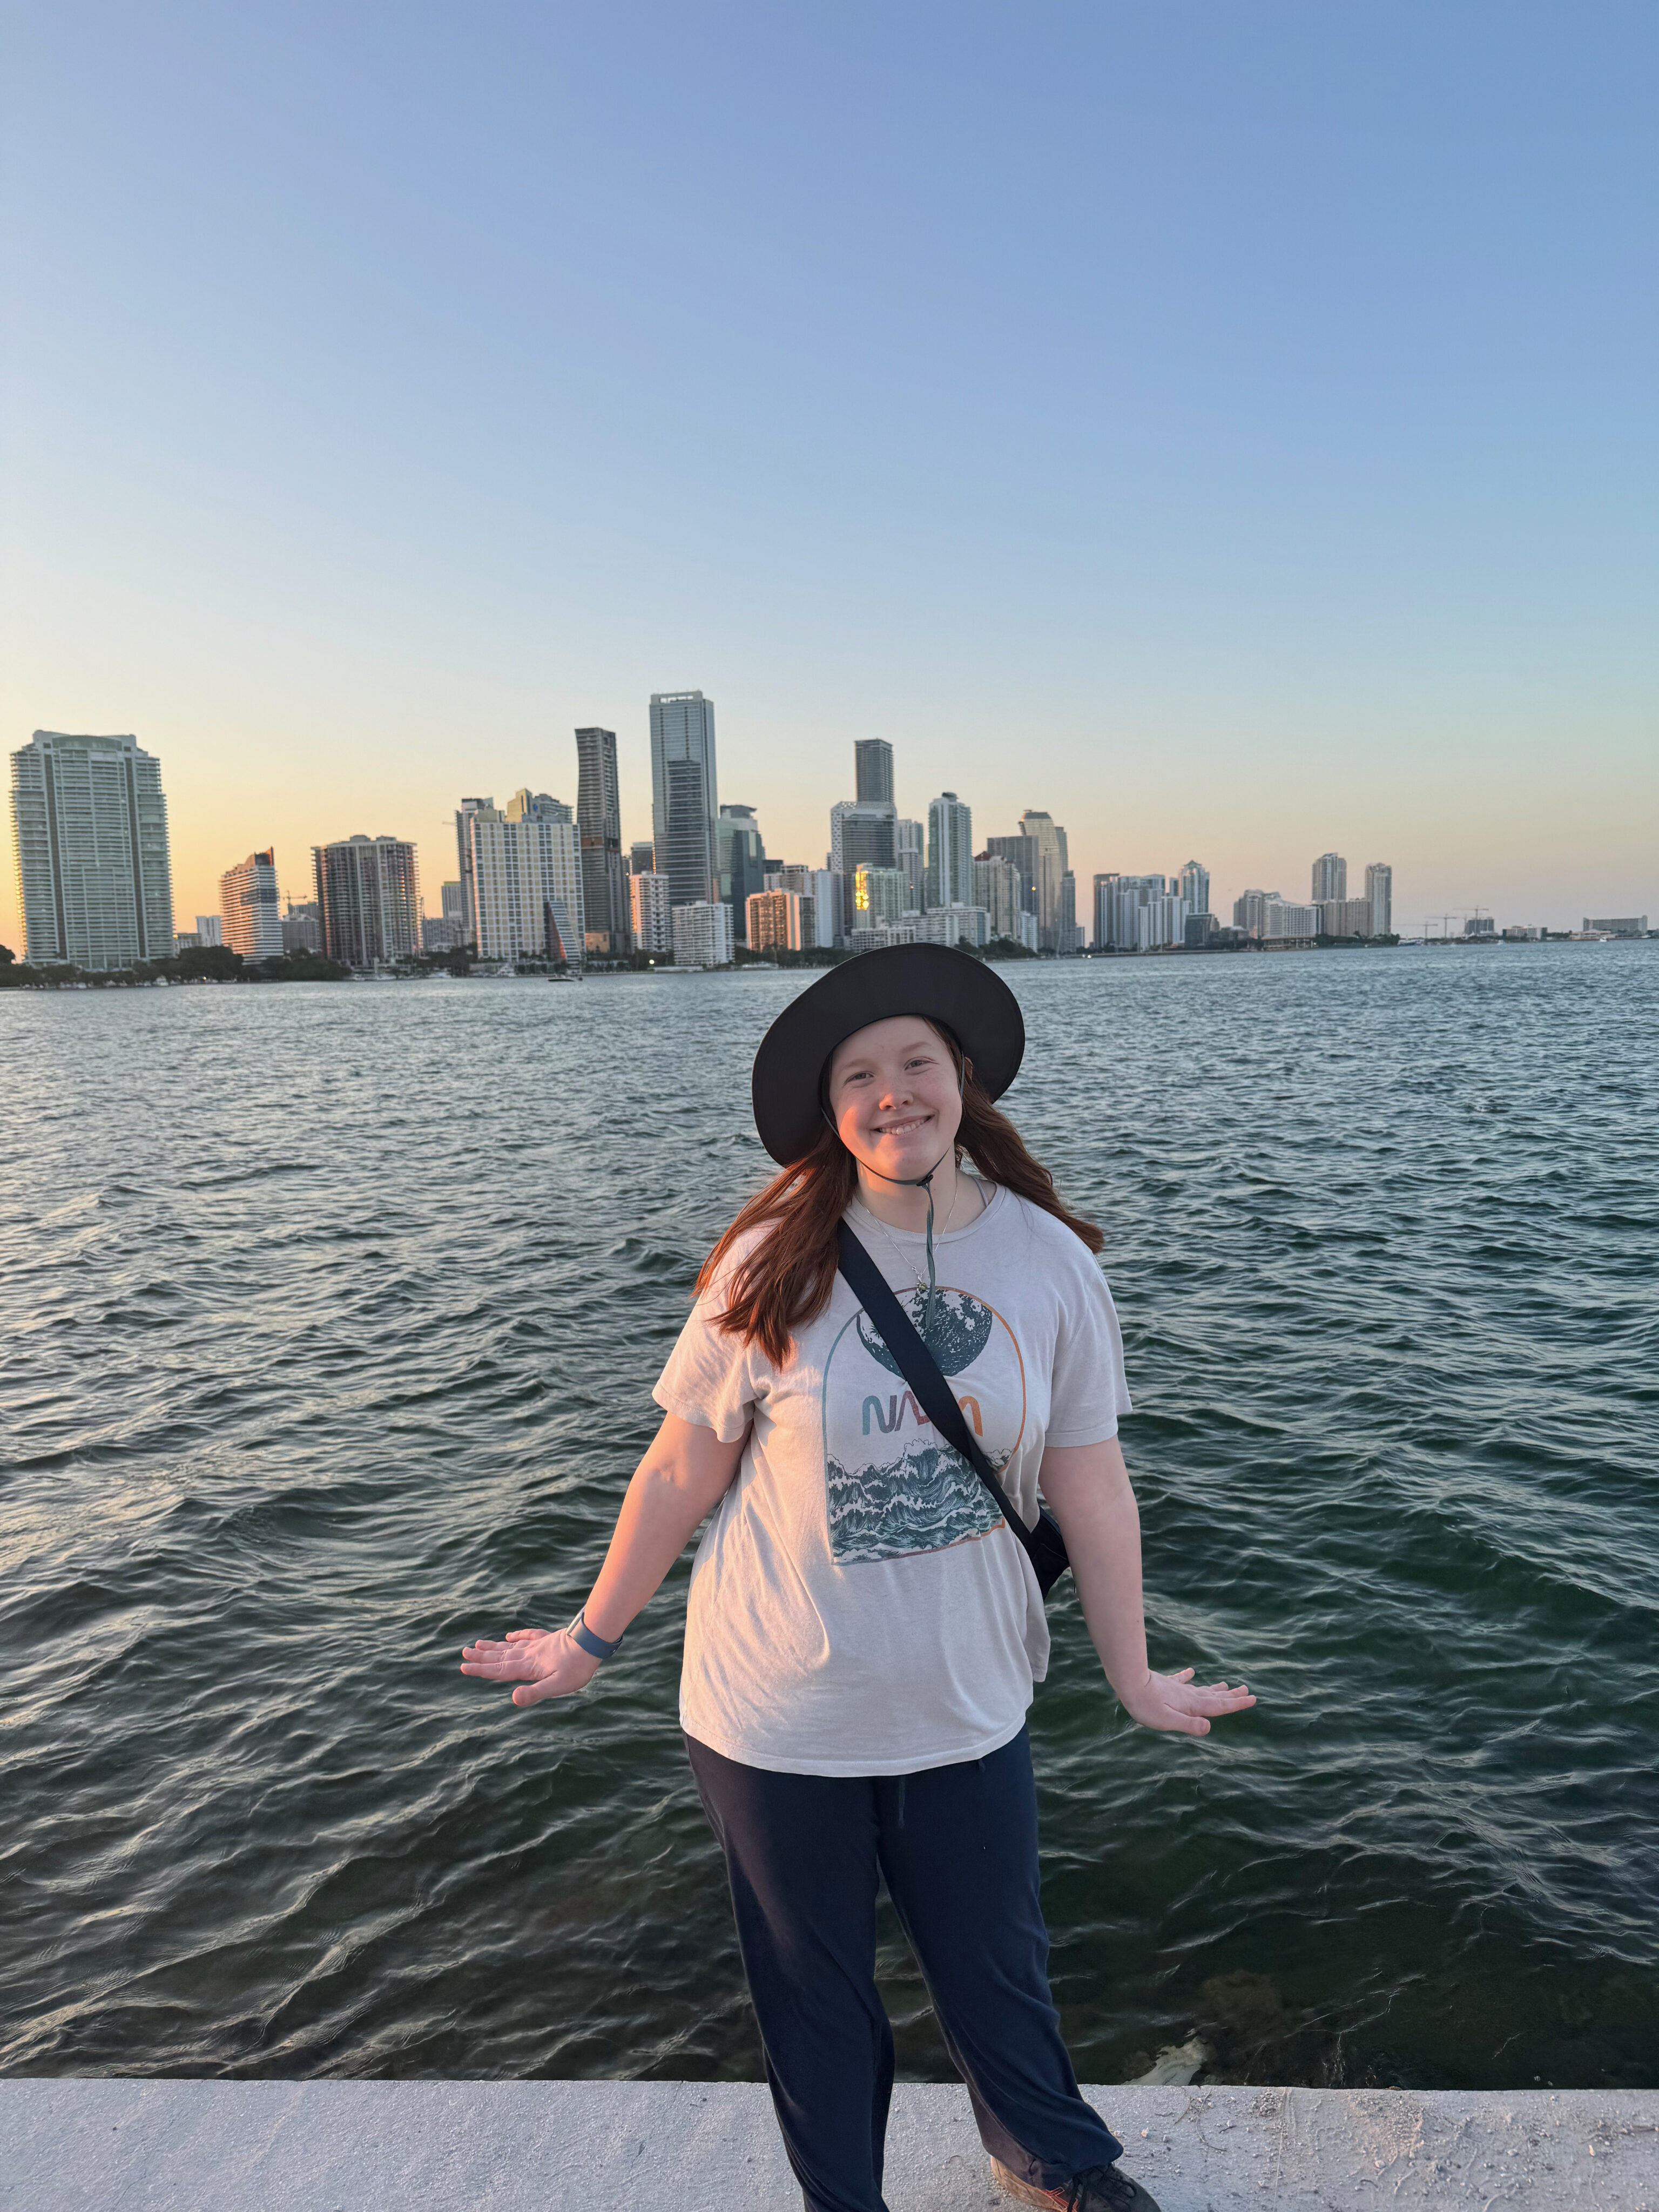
[4, 1, 1655, 945]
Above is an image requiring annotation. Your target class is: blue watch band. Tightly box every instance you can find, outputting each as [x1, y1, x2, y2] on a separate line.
[567, 1608, 623, 1661]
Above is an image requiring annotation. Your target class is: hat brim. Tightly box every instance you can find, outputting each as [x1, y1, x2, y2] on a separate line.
[751, 944, 1026, 1166]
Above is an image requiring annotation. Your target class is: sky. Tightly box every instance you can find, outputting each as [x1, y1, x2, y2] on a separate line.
[3, 0, 1655, 945]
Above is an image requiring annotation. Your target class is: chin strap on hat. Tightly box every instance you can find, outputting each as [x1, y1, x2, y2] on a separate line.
[870, 1152, 949, 1344]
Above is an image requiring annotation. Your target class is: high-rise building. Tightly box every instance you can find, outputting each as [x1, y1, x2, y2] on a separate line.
[1232, 889, 1280, 940]
[1058, 871, 1079, 953]
[1365, 863, 1393, 936]
[1179, 860, 1211, 918]
[896, 817, 925, 910]
[313, 836, 421, 965]
[195, 915, 223, 946]
[650, 691, 719, 913]
[1019, 812, 1069, 950]
[973, 856, 1025, 941]
[854, 864, 909, 925]
[1583, 914, 1648, 937]
[1099, 874, 1180, 949]
[717, 804, 768, 943]
[440, 881, 466, 923]
[854, 740, 894, 805]
[1312, 852, 1347, 902]
[1097, 874, 1135, 949]
[219, 849, 283, 961]
[1319, 898, 1373, 938]
[453, 799, 494, 946]
[774, 864, 840, 948]
[829, 800, 898, 933]
[746, 889, 811, 954]
[849, 921, 920, 954]
[916, 904, 990, 949]
[1132, 891, 1186, 950]
[575, 727, 631, 955]
[630, 839, 656, 876]
[282, 900, 321, 953]
[471, 800, 588, 964]
[926, 792, 973, 909]
[830, 800, 897, 892]
[630, 869, 672, 954]
[1264, 899, 1319, 940]
[1091, 874, 1117, 949]
[10, 731, 176, 969]
[671, 900, 733, 969]
[508, 790, 569, 823]
[464, 794, 584, 963]
[986, 835, 1037, 923]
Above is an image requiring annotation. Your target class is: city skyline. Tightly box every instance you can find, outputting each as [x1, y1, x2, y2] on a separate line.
[4, 11, 1654, 949]
[6, 709, 1645, 963]
[4, 712, 1646, 972]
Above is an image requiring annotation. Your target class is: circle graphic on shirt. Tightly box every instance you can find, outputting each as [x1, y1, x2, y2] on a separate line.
[822, 1285, 1027, 1565]
[855, 1290, 994, 1379]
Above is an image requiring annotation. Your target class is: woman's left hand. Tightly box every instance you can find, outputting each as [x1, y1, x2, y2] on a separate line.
[1118, 1667, 1255, 1737]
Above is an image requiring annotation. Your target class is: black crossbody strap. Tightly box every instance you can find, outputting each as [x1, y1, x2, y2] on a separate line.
[835, 1220, 1039, 1567]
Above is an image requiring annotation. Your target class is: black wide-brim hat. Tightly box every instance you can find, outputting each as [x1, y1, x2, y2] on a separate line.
[751, 944, 1026, 1166]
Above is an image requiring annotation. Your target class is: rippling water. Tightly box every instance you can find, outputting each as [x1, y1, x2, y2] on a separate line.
[3, 946, 1656, 2090]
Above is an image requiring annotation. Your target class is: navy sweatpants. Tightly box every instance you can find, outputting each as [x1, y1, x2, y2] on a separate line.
[686, 1727, 1122, 2212]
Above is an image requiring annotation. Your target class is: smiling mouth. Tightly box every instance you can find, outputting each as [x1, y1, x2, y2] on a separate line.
[874, 1112, 934, 1137]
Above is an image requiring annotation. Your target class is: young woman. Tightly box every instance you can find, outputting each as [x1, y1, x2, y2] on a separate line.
[463, 946, 1254, 2212]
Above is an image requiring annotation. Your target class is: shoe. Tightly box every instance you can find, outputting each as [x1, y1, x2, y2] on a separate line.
[991, 2156, 1162, 2212]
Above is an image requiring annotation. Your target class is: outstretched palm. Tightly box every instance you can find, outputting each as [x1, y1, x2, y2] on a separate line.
[1120, 1667, 1254, 1737]
[460, 1626, 599, 1708]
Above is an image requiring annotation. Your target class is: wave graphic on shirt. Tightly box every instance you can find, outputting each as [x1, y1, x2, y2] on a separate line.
[826, 1438, 1007, 1564]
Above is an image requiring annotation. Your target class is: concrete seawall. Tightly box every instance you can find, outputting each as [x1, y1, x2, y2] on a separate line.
[4, 2079, 1656, 2210]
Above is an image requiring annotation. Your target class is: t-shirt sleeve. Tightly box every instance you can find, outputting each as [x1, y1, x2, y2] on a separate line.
[652, 1274, 767, 1443]
[1044, 1250, 1133, 1447]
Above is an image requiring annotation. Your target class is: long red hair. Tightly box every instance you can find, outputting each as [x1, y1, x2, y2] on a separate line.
[698, 1038, 1104, 1365]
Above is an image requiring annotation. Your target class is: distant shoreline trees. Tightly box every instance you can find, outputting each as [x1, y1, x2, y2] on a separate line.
[0, 928, 1418, 989]
[0, 943, 350, 988]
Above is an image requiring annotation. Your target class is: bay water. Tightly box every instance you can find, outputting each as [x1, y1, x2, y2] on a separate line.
[2, 945, 1655, 2088]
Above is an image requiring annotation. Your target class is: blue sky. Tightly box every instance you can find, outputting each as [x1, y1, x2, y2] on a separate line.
[3, 1, 1655, 939]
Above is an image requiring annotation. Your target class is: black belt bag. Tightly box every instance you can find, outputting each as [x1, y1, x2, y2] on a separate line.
[835, 1221, 1071, 1599]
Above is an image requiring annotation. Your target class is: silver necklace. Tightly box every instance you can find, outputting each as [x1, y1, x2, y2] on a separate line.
[862, 1170, 977, 1313]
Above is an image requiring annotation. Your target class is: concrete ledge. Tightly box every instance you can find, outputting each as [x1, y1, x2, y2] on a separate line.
[3, 2078, 1656, 2211]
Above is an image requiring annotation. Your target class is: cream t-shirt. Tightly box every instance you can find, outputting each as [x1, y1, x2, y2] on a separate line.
[653, 1183, 1132, 1776]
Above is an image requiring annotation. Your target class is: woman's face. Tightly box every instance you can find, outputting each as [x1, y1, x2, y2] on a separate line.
[826, 1016, 963, 1183]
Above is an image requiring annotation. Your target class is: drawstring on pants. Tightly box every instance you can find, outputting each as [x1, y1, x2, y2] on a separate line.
[877, 1774, 909, 1830]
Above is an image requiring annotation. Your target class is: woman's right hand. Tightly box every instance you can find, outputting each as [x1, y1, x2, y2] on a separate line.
[460, 1626, 602, 1708]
